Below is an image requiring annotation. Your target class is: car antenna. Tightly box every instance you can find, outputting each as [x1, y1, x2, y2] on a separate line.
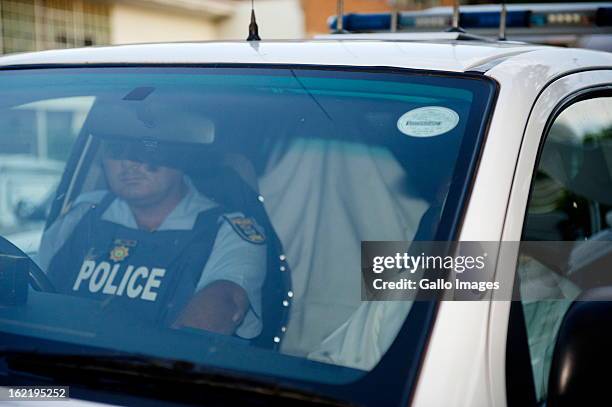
[498, 2, 507, 41]
[247, 0, 261, 41]
[334, 0, 345, 33]
[446, 0, 465, 33]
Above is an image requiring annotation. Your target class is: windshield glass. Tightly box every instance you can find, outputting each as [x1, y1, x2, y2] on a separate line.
[0, 67, 495, 403]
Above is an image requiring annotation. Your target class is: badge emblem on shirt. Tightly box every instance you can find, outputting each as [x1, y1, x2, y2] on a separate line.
[109, 239, 137, 262]
[224, 215, 266, 244]
[109, 245, 129, 262]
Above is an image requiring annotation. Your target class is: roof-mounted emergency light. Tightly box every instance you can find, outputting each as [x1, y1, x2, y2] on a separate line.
[328, 3, 612, 33]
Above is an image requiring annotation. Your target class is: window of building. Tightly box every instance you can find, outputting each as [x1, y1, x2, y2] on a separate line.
[0, 0, 110, 54]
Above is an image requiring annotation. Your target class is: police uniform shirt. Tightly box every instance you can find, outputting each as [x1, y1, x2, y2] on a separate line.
[38, 184, 266, 339]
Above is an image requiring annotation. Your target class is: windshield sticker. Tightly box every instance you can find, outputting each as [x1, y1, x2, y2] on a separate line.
[397, 106, 459, 137]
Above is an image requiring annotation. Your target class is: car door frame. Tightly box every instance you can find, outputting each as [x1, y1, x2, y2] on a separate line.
[488, 69, 612, 407]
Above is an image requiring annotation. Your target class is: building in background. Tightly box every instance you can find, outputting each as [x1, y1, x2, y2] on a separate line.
[0, 0, 305, 55]
[301, 0, 452, 38]
[1, 0, 482, 54]
[0, 0, 111, 54]
[111, 0, 305, 44]
[301, 0, 391, 37]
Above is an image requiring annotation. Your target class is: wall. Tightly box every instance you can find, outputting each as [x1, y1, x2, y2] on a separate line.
[217, 0, 305, 40]
[110, 2, 218, 44]
[301, 0, 391, 37]
[300, 0, 454, 37]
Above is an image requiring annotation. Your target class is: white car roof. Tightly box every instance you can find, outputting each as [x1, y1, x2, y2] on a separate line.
[0, 38, 611, 80]
[0, 39, 548, 72]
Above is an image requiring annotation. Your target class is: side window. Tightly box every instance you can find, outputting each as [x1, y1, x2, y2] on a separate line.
[0, 96, 95, 255]
[516, 94, 612, 403]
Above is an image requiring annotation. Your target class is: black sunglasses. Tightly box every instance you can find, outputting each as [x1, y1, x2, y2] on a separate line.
[101, 138, 163, 165]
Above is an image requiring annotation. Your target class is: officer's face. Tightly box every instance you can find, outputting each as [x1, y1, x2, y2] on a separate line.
[103, 158, 184, 207]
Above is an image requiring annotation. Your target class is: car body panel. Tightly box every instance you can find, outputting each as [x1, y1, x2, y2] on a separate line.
[488, 69, 612, 407]
[413, 57, 612, 405]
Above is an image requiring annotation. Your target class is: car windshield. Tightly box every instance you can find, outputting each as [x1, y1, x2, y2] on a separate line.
[0, 66, 495, 404]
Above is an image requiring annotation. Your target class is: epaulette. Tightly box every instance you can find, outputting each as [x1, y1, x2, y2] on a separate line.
[223, 214, 266, 244]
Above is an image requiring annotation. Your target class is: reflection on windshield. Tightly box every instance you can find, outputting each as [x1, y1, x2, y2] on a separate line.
[0, 96, 94, 254]
[0, 68, 494, 393]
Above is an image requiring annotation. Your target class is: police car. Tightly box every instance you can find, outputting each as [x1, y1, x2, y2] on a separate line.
[0, 7, 611, 407]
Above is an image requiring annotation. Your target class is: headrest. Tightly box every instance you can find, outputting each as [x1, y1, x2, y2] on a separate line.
[540, 122, 612, 205]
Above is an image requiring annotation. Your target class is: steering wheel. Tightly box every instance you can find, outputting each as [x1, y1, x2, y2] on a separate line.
[27, 263, 57, 292]
[0, 235, 57, 293]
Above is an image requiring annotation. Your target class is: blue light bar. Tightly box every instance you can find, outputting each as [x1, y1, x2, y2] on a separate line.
[327, 4, 612, 32]
[399, 15, 449, 29]
[597, 7, 612, 26]
[460, 10, 530, 28]
[329, 13, 391, 31]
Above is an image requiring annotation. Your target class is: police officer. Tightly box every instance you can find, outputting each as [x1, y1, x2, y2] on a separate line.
[38, 138, 266, 339]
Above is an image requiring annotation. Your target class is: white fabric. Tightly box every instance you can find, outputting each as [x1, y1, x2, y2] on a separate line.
[259, 137, 428, 363]
[519, 258, 580, 401]
[38, 183, 266, 338]
[308, 301, 414, 370]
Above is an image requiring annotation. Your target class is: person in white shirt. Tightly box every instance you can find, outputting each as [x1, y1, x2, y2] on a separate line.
[38, 138, 266, 338]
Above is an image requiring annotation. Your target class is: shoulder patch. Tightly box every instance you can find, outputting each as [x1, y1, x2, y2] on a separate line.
[223, 214, 266, 245]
